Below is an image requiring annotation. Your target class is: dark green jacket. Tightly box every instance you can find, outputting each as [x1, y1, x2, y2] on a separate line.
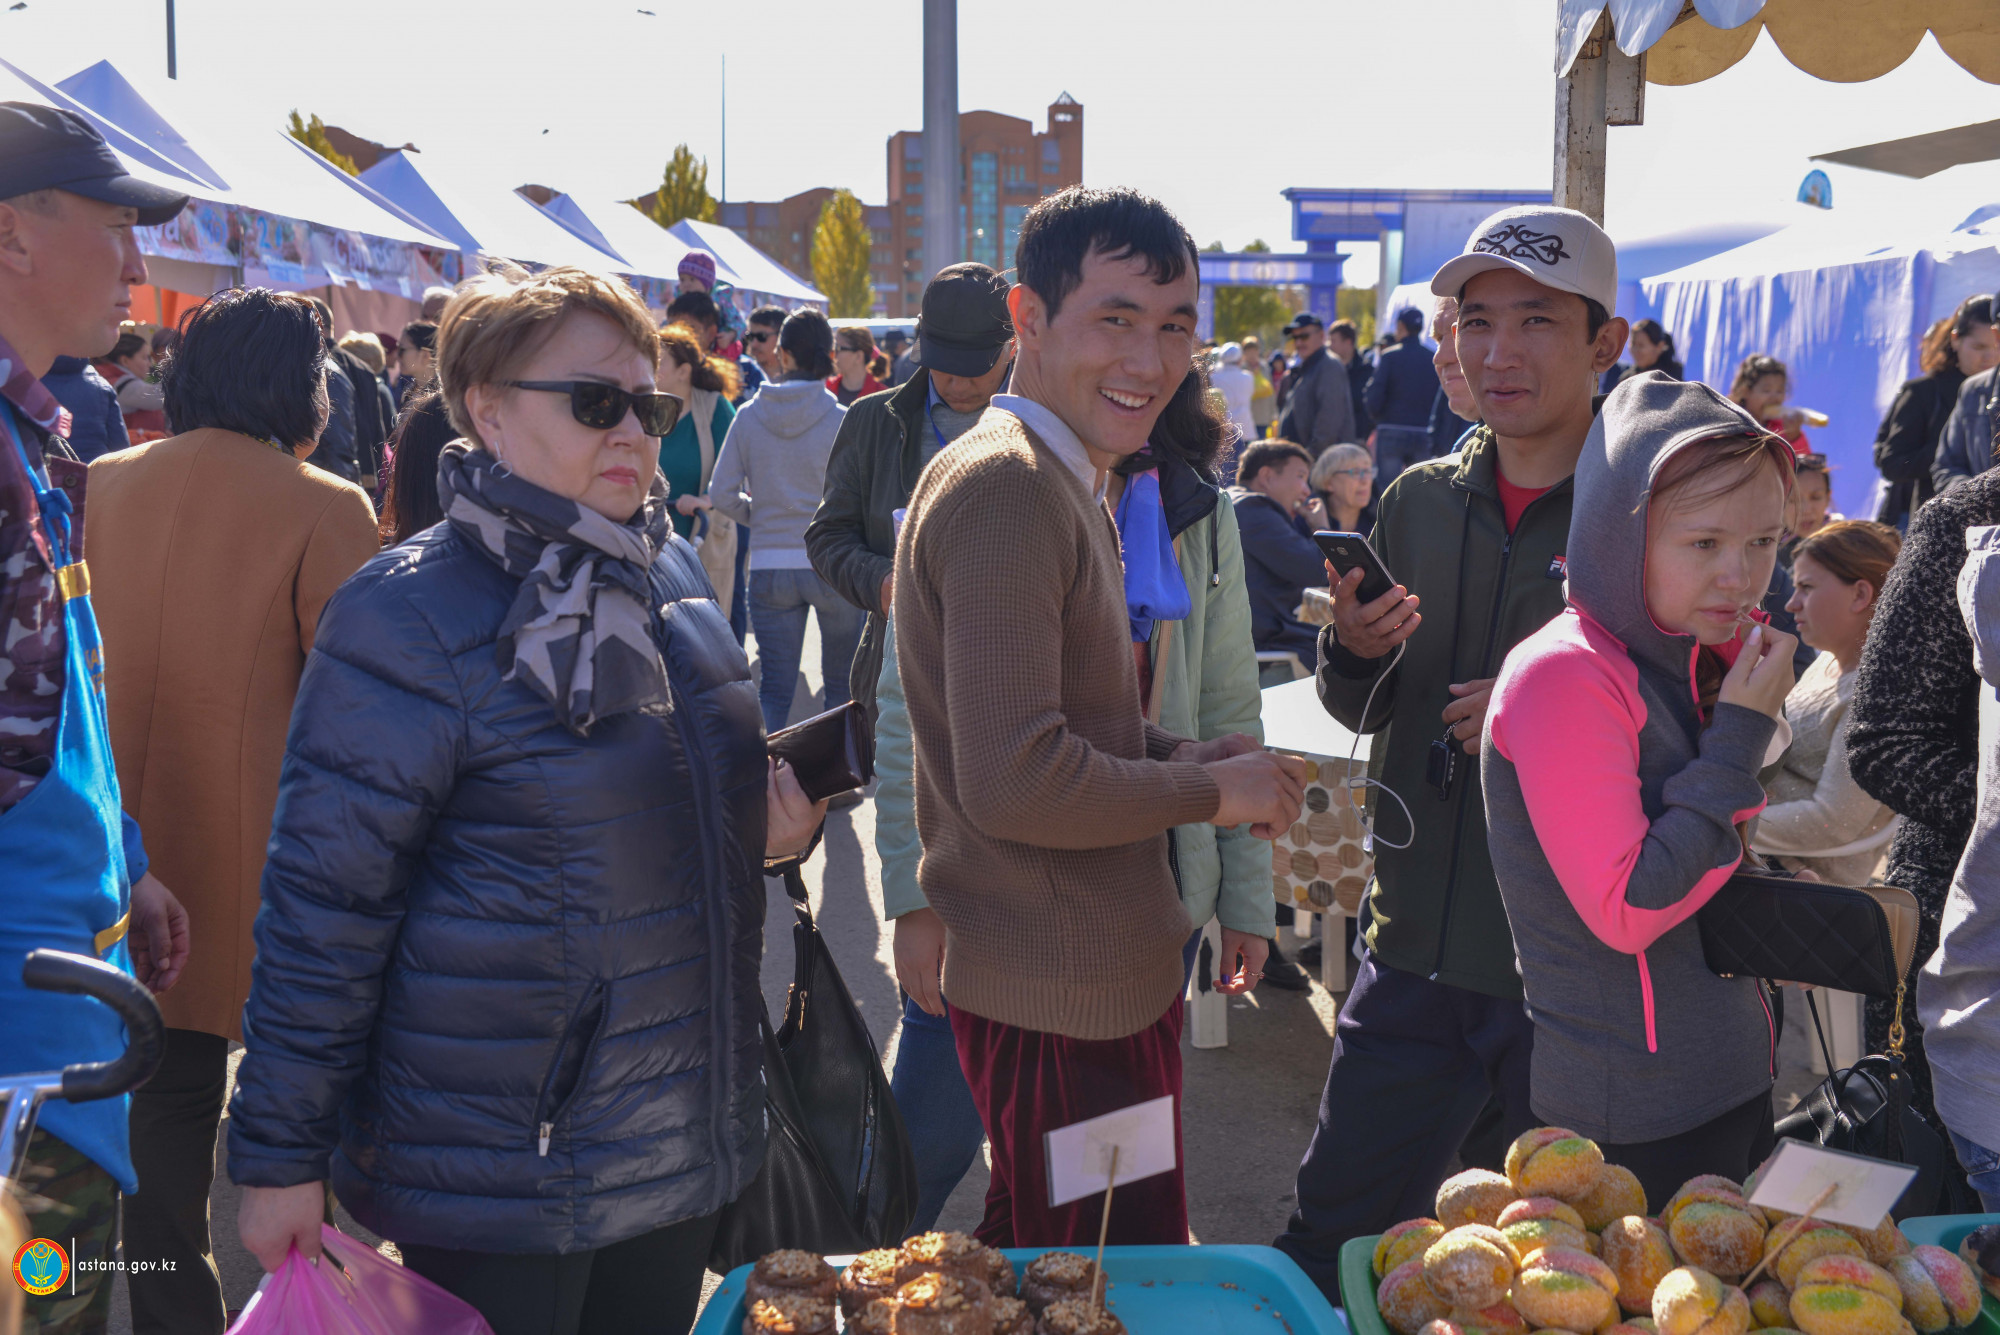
[805, 372, 933, 713]
[1315, 426, 1573, 998]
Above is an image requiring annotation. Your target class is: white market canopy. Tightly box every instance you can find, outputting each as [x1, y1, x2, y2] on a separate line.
[359, 151, 628, 274]
[1557, 0, 2000, 84]
[534, 192, 699, 287]
[667, 218, 825, 306]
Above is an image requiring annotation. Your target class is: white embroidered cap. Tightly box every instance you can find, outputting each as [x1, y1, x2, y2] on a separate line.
[1431, 204, 1619, 315]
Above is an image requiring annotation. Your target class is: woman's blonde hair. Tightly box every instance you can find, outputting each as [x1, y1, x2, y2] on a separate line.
[337, 330, 386, 374]
[436, 263, 660, 448]
[1310, 442, 1372, 493]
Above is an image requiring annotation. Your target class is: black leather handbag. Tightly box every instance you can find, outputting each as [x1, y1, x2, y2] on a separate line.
[708, 854, 917, 1271]
[766, 702, 875, 803]
[1773, 992, 1971, 1220]
[1696, 870, 1918, 997]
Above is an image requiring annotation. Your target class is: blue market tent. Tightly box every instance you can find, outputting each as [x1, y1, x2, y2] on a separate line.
[1642, 162, 2000, 518]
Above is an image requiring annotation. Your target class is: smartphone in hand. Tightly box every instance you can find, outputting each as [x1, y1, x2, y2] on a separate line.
[1314, 531, 1396, 604]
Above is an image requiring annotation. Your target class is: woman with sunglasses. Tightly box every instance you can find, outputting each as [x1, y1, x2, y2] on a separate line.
[228, 265, 827, 1335]
[709, 308, 866, 733]
[828, 325, 889, 407]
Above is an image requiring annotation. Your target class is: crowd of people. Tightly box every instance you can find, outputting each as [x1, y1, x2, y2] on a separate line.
[8, 92, 2000, 1335]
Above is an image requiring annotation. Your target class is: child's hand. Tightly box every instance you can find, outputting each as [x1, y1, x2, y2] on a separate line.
[1717, 622, 1798, 719]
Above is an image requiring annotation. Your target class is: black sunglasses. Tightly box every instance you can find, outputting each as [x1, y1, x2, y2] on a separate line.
[508, 381, 683, 436]
[1289, 330, 1313, 342]
[745, 330, 775, 344]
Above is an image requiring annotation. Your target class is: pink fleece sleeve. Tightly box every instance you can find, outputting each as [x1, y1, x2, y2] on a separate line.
[1489, 640, 1767, 956]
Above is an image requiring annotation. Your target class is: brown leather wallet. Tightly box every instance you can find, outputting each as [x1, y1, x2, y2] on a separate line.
[766, 701, 875, 803]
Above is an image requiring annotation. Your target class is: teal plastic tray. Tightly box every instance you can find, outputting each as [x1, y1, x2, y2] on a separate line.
[1898, 1215, 2000, 1335]
[695, 1244, 1345, 1333]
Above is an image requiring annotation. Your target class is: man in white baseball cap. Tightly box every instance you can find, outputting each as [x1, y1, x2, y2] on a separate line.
[1276, 205, 1626, 1292]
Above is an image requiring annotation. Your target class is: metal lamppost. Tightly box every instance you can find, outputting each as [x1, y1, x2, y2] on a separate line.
[920, 0, 960, 282]
[166, 0, 176, 77]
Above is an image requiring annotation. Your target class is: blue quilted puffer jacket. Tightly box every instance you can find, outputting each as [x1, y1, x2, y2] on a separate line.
[226, 522, 770, 1254]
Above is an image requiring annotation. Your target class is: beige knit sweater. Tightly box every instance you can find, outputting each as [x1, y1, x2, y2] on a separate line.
[893, 409, 1223, 1039]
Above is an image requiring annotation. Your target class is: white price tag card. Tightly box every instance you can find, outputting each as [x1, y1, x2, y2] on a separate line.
[1042, 1095, 1177, 1209]
[1744, 1140, 1917, 1228]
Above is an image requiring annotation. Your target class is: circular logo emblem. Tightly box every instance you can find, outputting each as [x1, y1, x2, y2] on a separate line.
[13, 1238, 68, 1296]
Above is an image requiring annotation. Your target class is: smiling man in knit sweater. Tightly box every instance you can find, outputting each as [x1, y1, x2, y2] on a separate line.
[894, 186, 1308, 1246]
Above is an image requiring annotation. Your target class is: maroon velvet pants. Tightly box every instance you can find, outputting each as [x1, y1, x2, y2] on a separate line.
[949, 999, 1188, 1247]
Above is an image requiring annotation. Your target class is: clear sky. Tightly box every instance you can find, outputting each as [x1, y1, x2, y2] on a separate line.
[7, 0, 2000, 284]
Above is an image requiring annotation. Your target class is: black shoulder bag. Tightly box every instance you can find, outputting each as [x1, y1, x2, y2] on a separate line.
[707, 844, 918, 1271]
[1698, 870, 1971, 1217]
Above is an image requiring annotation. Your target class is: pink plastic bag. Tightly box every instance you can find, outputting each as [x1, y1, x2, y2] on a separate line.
[225, 1225, 493, 1335]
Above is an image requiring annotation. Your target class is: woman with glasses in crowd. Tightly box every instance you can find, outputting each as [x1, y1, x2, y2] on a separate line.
[228, 265, 825, 1335]
[828, 324, 889, 407]
[1310, 441, 1375, 535]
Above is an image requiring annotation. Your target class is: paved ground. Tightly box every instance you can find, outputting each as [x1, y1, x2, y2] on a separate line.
[104, 618, 1827, 1331]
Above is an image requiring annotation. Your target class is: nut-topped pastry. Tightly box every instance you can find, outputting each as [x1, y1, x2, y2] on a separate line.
[741, 1292, 835, 1335]
[849, 1297, 899, 1335]
[841, 1249, 904, 1317]
[1037, 1297, 1127, 1335]
[897, 1231, 999, 1290]
[891, 1272, 993, 1335]
[1023, 1251, 1102, 1315]
[746, 1250, 839, 1308]
[992, 1294, 1035, 1335]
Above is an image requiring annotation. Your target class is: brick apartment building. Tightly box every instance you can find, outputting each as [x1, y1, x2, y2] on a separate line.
[718, 94, 1083, 317]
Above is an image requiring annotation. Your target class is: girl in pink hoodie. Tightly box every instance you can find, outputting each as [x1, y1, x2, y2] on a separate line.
[1481, 375, 1799, 1205]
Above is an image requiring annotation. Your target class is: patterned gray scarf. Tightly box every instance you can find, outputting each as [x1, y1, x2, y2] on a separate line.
[438, 441, 670, 735]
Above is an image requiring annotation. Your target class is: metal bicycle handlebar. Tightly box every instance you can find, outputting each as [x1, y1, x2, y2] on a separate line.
[0, 950, 165, 1180]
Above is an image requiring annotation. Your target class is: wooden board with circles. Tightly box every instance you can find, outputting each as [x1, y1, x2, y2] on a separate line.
[1268, 748, 1372, 917]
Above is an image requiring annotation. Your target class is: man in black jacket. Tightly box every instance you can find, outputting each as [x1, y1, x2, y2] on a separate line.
[1227, 440, 1327, 676]
[1277, 312, 1355, 456]
[805, 262, 1014, 714]
[1330, 318, 1373, 441]
[1366, 306, 1444, 494]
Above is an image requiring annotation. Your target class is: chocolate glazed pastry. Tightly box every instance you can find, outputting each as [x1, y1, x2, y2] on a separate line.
[1037, 1298, 1127, 1335]
[1022, 1252, 1103, 1316]
[850, 1298, 899, 1335]
[746, 1250, 840, 1308]
[891, 1273, 993, 1335]
[741, 1293, 835, 1335]
[897, 1231, 998, 1290]
[992, 1294, 1035, 1335]
[841, 1249, 905, 1318]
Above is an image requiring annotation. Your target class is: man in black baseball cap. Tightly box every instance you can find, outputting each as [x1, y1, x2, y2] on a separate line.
[0, 98, 191, 1335]
[1275, 307, 1355, 454]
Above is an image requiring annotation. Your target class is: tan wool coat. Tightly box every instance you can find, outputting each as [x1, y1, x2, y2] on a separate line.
[85, 428, 379, 1038]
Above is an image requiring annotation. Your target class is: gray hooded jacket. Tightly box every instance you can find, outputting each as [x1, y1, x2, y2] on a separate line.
[1481, 375, 1780, 1143]
[1920, 524, 2000, 1151]
[708, 378, 846, 569]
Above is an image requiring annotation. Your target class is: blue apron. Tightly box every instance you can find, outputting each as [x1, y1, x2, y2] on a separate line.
[0, 403, 137, 1191]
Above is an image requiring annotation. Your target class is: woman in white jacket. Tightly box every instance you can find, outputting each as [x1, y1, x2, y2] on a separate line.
[1754, 520, 1903, 883]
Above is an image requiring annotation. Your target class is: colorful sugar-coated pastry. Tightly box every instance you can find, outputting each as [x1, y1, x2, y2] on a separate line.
[1378, 1257, 1454, 1335]
[1767, 1225, 1865, 1290]
[1788, 1255, 1907, 1335]
[1498, 1198, 1590, 1232]
[1447, 1302, 1529, 1335]
[1424, 1225, 1520, 1311]
[1505, 1128, 1607, 1202]
[1840, 1218, 1912, 1269]
[1747, 1277, 1793, 1328]
[1513, 1248, 1621, 1332]
[1438, 1170, 1522, 1228]
[1886, 1246, 1982, 1333]
[1503, 1217, 1599, 1264]
[1653, 1267, 1752, 1335]
[1606, 1321, 1660, 1335]
[1575, 1165, 1651, 1232]
[1379, 1220, 1450, 1278]
[1603, 1217, 1678, 1314]
[1670, 1199, 1768, 1279]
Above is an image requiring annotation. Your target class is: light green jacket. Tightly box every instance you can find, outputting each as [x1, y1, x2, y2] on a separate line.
[875, 490, 1271, 936]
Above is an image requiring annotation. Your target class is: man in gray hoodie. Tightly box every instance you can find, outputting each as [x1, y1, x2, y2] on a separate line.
[707, 308, 861, 733]
[1923, 524, 2000, 1209]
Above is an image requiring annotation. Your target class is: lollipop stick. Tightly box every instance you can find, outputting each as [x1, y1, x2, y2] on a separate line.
[1741, 1183, 1839, 1288]
[1091, 1146, 1120, 1314]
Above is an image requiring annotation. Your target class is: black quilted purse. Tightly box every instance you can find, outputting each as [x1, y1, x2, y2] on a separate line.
[707, 853, 918, 1271]
[1696, 870, 1918, 997]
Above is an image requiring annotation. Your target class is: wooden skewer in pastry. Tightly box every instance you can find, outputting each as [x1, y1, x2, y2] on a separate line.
[1090, 1146, 1120, 1315]
[1741, 1183, 1839, 1288]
